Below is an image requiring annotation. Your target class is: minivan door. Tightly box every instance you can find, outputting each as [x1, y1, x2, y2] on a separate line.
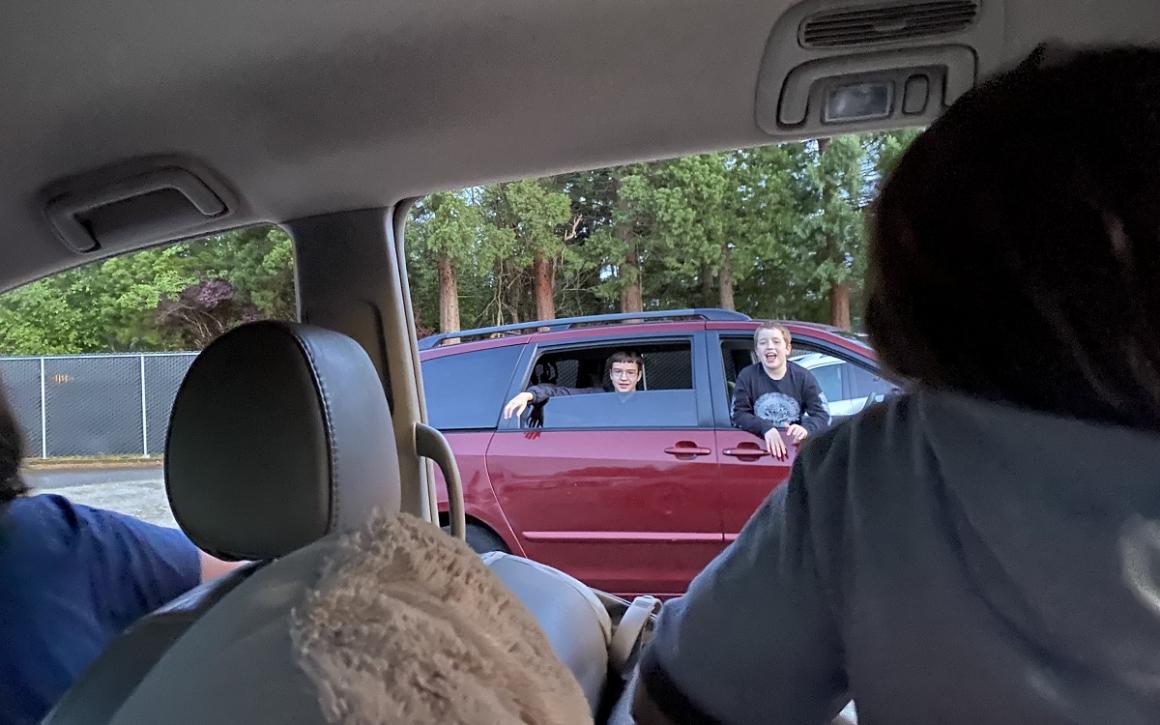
[485, 336, 722, 598]
[709, 329, 889, 540]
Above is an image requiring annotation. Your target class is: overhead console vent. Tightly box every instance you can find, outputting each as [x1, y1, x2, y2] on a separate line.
[800, 0, 980, 48]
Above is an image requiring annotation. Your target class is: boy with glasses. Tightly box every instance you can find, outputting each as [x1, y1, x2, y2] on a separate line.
[502, 350, 644, 419]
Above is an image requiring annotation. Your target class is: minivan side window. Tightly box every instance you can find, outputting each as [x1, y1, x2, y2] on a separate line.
[422, 345, 523, 430]
[721, 337, 888, 422]
[522, 341, 698, 430]
[847, 364, 900, 401]
[805, 360, 844, 403]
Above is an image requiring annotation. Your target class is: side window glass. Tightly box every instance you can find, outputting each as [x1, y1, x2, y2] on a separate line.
[522, 341, 697, 429]
[791, 347, 898, 419]
[847, 364, 900, 402]
[789, 350, 846, 404]
[533, 390, 699, 430]
[639, 347, 692, 391]
[0, 226, 296, 526]
[805, 360, 844, 403]
[422, 345, 523, 430]
[719, 339, 755, 404]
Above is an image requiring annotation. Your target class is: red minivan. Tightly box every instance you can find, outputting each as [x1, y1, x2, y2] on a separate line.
[420, 309, 894, 598]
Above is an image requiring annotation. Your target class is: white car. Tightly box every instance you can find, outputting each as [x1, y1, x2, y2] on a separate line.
[793, 351, 901, 420]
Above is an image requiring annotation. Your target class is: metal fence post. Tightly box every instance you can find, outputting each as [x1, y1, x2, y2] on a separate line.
[39, 357, 47, 458]
[140, 354, 149, 457]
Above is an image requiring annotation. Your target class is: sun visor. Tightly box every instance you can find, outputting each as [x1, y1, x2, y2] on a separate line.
[755, 0, 1006, 137]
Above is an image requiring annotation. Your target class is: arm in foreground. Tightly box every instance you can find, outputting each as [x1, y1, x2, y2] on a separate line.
[632, 466, 848, 724]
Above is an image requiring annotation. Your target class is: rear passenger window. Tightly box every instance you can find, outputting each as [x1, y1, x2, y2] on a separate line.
[533, 390, 698, 429]
[534, 341, 693, 393]
[422, 345, 522, 430]
[519, 340, 699, 430]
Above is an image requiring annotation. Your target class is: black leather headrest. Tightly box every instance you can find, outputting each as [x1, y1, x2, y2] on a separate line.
[166, 321, 400, 561]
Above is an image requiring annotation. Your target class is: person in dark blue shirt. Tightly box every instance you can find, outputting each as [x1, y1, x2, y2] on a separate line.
[0, 385, 234, 724]
[731, 322, 830, 460]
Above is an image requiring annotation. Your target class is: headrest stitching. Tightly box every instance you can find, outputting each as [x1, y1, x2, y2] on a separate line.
[288, 328, 341, 534]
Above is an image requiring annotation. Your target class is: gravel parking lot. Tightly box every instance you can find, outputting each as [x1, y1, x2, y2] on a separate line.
[25, 465, 175, 528]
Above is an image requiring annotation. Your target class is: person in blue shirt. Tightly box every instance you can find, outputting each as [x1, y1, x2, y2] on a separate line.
[0, 385, 236, 724]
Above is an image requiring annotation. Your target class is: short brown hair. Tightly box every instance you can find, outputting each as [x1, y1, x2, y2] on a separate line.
[607, 350, 644, 372]
[868, 46, 1160, 430]
[753, 322, 791, 348]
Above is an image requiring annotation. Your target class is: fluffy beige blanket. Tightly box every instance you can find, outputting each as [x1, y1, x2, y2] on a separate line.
[291, 512, 594, 725]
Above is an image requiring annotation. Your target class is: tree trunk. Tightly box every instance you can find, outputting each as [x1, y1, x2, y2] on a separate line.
[437, 253, 460, 332]
[816, 136, 851, 329]
[718, 244, 735, 310]
[830, 281, 851, 330]
[532, 251, 556, 321]
[700, 262, 715, 307]
[620, 243, 643, 313]
[612, 172, 644, 314]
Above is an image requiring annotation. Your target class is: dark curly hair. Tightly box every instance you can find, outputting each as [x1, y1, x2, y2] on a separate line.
[0, 382, 28, 504]
[868, 45, 1160, 431]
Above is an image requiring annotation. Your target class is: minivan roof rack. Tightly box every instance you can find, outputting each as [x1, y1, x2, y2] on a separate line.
[417, 308, 751, 350]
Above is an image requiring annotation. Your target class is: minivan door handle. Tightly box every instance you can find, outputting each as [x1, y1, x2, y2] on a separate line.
[664, 441, 712, 458]
[722, 443, 771, 460]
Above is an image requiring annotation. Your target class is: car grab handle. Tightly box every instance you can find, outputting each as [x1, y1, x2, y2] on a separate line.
[415, 422, 466, 540]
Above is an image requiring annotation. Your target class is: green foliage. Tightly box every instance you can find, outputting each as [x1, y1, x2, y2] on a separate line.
[0, 130, 921, 353]
[0, 226, 295, 355]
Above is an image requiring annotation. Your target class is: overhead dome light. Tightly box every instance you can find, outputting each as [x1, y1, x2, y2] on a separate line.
[823, 80, 894, 123]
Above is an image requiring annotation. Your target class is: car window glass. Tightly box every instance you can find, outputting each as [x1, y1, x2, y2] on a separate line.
[521, 340, 696, 429]
[423, 345, 523, 430]
[534, 341, 692, 393]
[804, 360, 843, 402]
[789, 350, 847, 401]
[533, 390, 699, 430]
[639, 347, 693, 390]
[0, 226, 296, 527]
[847, 363, 900, 401]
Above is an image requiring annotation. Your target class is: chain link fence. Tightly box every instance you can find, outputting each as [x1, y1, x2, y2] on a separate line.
[0, 353, 196, 458]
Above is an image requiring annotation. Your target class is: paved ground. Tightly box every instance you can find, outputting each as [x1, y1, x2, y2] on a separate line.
[25, 464, 175, 528]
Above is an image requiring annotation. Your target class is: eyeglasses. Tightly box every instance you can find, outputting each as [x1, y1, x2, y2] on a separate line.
[610, 369, 638, 379]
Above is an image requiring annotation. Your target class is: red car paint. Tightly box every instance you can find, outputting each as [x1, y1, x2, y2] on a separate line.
[425, 319, 881, 598]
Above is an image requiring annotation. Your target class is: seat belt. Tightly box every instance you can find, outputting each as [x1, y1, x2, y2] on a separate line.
[608, 595, 661, 677]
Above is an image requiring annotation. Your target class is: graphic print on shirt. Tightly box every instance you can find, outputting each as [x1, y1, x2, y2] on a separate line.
[754, 392, 802, 428]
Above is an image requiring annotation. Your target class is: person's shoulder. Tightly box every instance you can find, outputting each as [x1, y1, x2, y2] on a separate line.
[3, 494, 83, 534]
[796, 394, 918, 478]
[0, 495, 92, 567]
[5, 494, 180, 553]
[787, 360, 817, 380]
[735, 363, 763, 382]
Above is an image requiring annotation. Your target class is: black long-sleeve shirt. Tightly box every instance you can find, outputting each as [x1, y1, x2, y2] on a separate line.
[731, 362, 830, 436]
[526, 383, 607, 404]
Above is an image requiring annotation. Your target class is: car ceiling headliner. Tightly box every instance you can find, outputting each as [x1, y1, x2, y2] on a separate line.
[2, 0, 1159, 289]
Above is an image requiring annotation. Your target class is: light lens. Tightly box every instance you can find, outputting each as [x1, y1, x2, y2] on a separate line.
[823, 81, 894, 123]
